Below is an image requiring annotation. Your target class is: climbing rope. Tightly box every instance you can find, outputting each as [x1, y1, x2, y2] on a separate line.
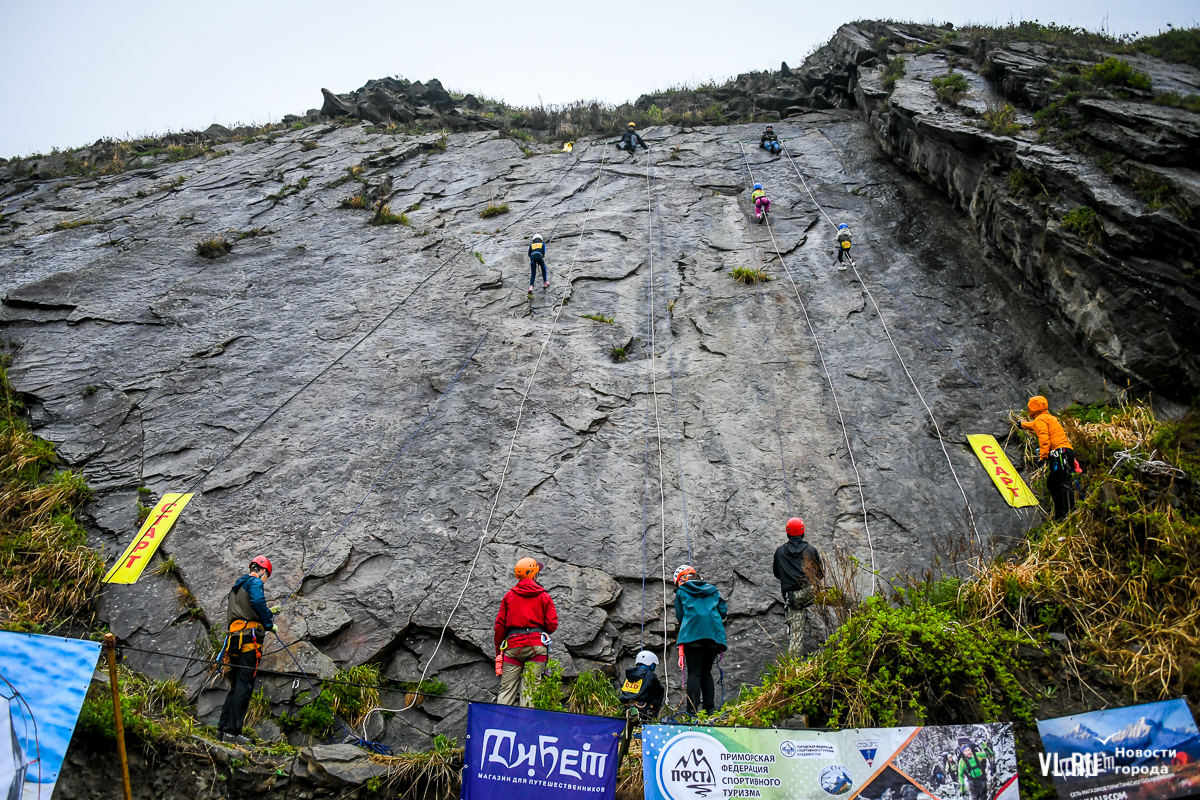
[779, 141, 980, 545]
[736, 141, 878, 594]
[366, 148, 612, 729]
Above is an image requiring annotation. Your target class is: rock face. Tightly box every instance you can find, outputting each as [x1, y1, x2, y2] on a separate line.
[0, 113, 1108, 747]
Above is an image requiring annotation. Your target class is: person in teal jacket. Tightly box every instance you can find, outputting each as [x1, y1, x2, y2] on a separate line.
[672, 564, 728, 713]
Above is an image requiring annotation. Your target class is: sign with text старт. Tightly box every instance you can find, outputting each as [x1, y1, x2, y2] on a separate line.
[102, 493, 193, 584]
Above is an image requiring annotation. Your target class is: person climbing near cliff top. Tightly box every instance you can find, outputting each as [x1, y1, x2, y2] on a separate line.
[615, 122, 648, 157]
[619, 650, 665, 722]
[760, 124, 781, 155]
[673, 564, 728, 714]
[217, 556, 279, 745]
[772, 517, 824, 657]
[751, 183, 771, 224]
[836, 223, 852, 267]
[494, 557, 559, 706]
[528, 234, 549, 294]
[1021, 395, 1079, 520]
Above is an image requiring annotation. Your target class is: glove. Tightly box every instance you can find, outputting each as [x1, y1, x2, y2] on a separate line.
[269, 605, 281, 614]
[494, 654, 504, 676]
[677, 645, 685, 670]
[269, 624, 279, 634]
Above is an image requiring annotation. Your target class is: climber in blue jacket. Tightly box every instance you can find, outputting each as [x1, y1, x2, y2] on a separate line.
[673, 564, 728, 714]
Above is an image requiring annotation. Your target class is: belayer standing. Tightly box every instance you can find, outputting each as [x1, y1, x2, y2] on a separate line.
[615, 122, 648, 156]
[218, 556, 279, 745]
[673, 565, 728, 714]
[619, 650, 665, 722]
[772, 517, 824, 657]
[494, 557, 559, 706]
[835, 223, 852, 266]
[751, 183, 771, 224]
[1021, 395, 1078, 520]
[760, 124, 781, 154]
[528, 234, 548, 294]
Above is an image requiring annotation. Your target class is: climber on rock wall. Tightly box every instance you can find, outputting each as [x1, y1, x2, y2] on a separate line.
[528, 234, 548, 294]
[494, 557, 558, 706]
[836, 223, 852, 265]
[615, 122, 648, 156]
[1022, 395, 1079, 520]
[751, 182, 771, 223]
[772, 517, 824, 656]
[619, 650, 665, 721]
[673, 564, 728, 714]
[760, 124, 781, 154]
[218, 556, 279, 745]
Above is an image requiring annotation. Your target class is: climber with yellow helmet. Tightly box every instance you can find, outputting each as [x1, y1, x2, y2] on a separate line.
[1021, 395, 1078, 520]
[673, 564, 728, 713]
[615, 122, 648, 157]
[493, 557, 559, 705]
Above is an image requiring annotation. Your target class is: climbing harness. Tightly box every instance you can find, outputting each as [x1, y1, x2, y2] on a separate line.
[735, 140, 878, 593]
[778, 140, 980, 546]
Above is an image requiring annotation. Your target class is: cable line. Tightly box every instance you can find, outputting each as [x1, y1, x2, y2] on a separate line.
[736, 141, 878, 594]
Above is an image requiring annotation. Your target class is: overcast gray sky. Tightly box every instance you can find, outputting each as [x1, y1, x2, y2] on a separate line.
[1, 0, 1194, 158]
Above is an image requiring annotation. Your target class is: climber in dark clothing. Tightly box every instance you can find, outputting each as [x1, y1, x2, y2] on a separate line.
[619, 650, 666, 721]
[528, 234, 548, 293]
[615, 122, 648, 155]
[760, 125, 781, 154]
[773, 517, 824, 656]
[218, 557, 279, 745]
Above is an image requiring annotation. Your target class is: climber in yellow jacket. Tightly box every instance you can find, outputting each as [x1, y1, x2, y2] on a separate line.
[1021, 396, 1077, 520]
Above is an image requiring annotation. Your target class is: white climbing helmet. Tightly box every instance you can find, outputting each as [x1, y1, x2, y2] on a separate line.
[533, 234, 543, 241]
[635, 650, 659, 669]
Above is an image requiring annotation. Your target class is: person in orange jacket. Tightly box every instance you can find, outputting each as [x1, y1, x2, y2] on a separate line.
[1021, 395, 1077, 520]
[493, 557, 558, 706]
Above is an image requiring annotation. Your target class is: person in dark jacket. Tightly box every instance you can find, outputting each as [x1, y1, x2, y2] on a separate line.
[528, 234, 548, 293]
[672, 564, 727, 713]
[773, 517, 824, 657]
[760, 125, 781, 154]
[615, 122, 648, 156]
[619, 650, 665, 721]
[494, 557, 559, 706]
[218, 556, 278, 744]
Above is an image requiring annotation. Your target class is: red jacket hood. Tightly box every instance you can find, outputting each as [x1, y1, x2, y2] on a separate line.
[511, 578, 545, 597]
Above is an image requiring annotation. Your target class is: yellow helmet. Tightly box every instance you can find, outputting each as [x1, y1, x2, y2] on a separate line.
[628, 122, 636, 129]
[515, 557, 541, 579]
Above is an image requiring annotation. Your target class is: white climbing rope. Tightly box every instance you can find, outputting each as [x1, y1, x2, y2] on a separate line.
[737, 141, 878, 595]
[363, 148, 611, 732]
[779, 141, 980, 546]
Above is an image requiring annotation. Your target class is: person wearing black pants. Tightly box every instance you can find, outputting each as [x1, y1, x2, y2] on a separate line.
[217, 556, 278, 745]
[528, 234, 548, 293]
[672, 564, 728, 714]
[1021, 396, 1078, 520]
[1047, 447, 1077, 520]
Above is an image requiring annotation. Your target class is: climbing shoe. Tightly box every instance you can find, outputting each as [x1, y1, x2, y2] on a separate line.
[528, 285, 534, 294]
[543, 281, 549, 290]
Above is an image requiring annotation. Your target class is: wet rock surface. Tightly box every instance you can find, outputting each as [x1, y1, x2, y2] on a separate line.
[2, 109, 1105, 744]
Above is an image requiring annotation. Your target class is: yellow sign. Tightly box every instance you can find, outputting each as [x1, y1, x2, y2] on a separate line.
[102, 493, 194, 584]
[968, 435, 1037, 508]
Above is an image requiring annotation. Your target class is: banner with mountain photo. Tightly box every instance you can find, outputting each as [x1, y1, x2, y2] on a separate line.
[640, 721, 1017, 800]
[1036, 698, 1200, 799]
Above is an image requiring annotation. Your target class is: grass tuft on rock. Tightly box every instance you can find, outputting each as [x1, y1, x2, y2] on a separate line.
[196, 236, 232, 259]
[479, 203, 510, 219]
[931, 69, 970, 104]
[580, 313, 615, 324]
[369, 203, 409, 226]
[730, 266, 772, 283]
[53, 219, 98, 231]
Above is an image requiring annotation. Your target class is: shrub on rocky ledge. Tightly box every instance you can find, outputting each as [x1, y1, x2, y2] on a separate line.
[196, 236, 232, 258]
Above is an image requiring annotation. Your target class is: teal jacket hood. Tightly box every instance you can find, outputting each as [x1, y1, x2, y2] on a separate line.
[673, 580, 728, 648]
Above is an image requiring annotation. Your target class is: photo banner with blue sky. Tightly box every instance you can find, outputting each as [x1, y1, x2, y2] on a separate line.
[0, 632, 102, 800]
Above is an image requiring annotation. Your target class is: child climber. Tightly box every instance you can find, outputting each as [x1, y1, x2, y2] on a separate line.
[835, 223, 852, 265]
[494, 557, 558, 706]
[672, 564, 728, 714]
[619, 650, 665, 722]
[528, 234, 548, 294]
[751, 183, 771, 224]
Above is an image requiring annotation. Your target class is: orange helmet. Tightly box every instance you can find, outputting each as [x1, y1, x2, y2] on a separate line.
[515, 557, 541, 579]
[673, 565, 697, 586]
[250, 556, 273, 578]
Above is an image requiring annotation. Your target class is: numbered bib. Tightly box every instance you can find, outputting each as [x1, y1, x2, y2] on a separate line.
[841, 241, 851, 249]
[622, 678, 643, 694]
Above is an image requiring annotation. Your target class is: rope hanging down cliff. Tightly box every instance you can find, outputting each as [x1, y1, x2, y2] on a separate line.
[778, 142, 979, 541]
[736, 140, 878, 594]
[365, 148, 612, 730]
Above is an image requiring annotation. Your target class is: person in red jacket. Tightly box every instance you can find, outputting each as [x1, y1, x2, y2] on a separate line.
[494, 557, 559, 706]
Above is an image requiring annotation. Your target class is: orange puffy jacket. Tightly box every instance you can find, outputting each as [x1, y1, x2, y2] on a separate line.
[1021, 396, 1072, 459]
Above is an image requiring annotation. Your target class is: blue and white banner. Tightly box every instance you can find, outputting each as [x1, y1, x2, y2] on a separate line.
[462, 703, 625, 800]
[1037, 698, 1200, 800]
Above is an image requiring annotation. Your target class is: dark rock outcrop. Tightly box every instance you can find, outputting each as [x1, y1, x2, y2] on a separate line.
[319, 77, 500, 131]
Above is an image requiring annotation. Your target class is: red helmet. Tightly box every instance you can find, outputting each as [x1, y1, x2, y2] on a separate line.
[250, 556, 273, 577]
[786, 518, 805, 537]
